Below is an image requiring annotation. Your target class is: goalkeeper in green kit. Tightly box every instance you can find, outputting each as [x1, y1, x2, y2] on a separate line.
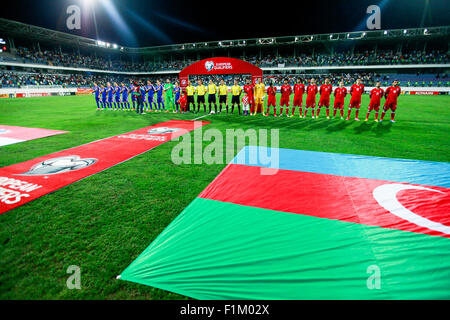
[164, 79, 175, 112]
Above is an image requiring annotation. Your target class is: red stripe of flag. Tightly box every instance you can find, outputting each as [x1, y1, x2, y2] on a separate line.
[199, 164, 450, 238]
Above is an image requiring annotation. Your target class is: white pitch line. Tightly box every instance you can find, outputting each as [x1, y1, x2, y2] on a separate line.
[192, 114, 210, 121]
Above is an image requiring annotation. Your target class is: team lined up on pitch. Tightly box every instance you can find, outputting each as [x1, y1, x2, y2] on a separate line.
[92, 77, 401, 123]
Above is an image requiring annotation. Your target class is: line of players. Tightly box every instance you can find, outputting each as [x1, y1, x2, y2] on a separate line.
[92, 77, 401, 122]
[261, 77, 401, 122]
[92, 79, 183, 114]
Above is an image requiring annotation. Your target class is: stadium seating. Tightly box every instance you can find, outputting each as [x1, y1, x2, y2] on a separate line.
[1, 70, 448, 88]
[1, 44, 448, 73]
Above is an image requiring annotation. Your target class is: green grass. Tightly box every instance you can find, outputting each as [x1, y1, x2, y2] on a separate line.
[0, 93, 449, 299]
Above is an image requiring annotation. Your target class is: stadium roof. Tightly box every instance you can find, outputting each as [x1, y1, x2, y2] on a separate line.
[0, 18, 449, 55]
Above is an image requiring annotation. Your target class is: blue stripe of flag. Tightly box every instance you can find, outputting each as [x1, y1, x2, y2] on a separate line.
[232, 146, 450, 188]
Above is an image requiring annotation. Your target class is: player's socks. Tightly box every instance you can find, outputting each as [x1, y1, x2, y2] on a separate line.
[317, 108, 321, 117]
[326, 108, 330, 118]
[375, 112, 378, 120]
[333, 109, 337, 117]
[291, 107, 295, 116]
[312, 108, 315, 118]
[280, 107, 283, 115]
[286, 108, 289, 116]
[391, 112, 395, 121]
[347, 109, 352, 119]
[273, 108, 276, 116]
[380, 111, 386, 120]
[355, 109, 360, 119]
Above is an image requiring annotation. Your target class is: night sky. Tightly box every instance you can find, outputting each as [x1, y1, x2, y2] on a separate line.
[1, 0, 449, 47]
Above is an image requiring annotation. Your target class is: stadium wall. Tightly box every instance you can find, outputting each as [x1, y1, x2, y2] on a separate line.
[0, 87, 78, 98]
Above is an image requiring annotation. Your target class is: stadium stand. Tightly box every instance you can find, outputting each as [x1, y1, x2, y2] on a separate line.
[1, 45, 448, 72]
[0, 19, 448, 91]
[1, 70, 449, 88]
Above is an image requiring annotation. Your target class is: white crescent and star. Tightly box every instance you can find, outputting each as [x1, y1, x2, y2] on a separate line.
[373, 183, 450, 235]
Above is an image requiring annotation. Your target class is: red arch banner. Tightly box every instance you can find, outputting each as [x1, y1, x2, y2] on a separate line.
[179, 57, 263, 88]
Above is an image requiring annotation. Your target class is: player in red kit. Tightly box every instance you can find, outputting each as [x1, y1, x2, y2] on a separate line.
[292, 78, 305, 117]
[346, 78, 365, 121]
[317, 78, 333, 119]
[365, 81, 384, 122]
[243, 79, 255, 114]
[179, 90, 187, 113]
[304, 78, 318, 118]
[279, 79, 292, 117]
[333, 81, 347, 119]
[380, 80, 401, 123]
[266, 82, 277, 117]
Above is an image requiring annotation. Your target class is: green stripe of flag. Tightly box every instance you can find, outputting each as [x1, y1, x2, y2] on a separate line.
[120, 198, 450, 300]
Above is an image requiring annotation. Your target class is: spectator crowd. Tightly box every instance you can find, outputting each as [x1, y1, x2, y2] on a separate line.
[1, 70, 448, 89]
[0, 45, 448, 73]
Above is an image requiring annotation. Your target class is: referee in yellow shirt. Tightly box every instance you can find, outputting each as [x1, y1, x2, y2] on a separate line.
[230, 79, 242, 114]
[218, 79, 228, 113]
[185, 81, 196, 113]
[196, 80, 207, 113]
[253, 78, 266, 116]
[207, 79, 218, 114]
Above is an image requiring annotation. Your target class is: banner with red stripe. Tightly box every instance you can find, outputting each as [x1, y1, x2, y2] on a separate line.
[0, 120, 209, 215]
[0, 125, 68, 147]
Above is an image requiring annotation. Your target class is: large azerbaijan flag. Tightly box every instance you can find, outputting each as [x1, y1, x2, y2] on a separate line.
[120, 146, 450, 299]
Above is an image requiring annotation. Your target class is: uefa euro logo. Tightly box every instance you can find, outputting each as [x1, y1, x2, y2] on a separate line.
[205, 61, 214, 72]
[148, 127, 181, 134]
[17, 155, 97, 176]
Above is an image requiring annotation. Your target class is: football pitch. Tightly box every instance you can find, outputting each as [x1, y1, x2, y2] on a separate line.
[0, 93, 449, 299]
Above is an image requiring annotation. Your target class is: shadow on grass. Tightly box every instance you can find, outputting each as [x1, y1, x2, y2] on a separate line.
[325, 120, 353, 133]
[373, 122, 393, 135]
[353, 122, 375, 134]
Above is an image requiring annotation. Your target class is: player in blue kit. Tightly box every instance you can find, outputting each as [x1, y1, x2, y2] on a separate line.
[129, 82, 136, 110]
[92, 82, 101, 109]
[113, 82, 121, 110]
[141, 83, 149, 111]
[120, 82, 130, 110]
[146, 80, 155, 112]
[155, 80, 165, 112]
[101, 84, 107, 110]
[174, 82, 181, 113]
[106, 82, 114, 110]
